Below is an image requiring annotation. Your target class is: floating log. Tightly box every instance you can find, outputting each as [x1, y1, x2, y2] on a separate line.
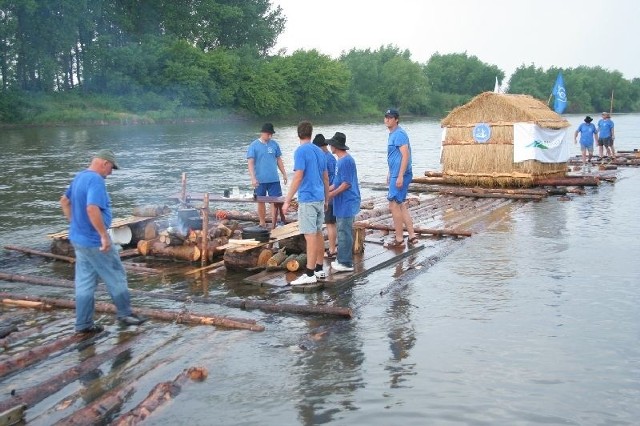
[112, 367, 207, 425]
[184, 260, 225, 275]
[0, 271, 351, 318]
[534, 176, 599, 186]
[136, 239, 200, 262]
[0, 335, 143, 413]
[4, 245, 75, 263]
[0, 292, 264, 332]
[0, 318, 69, 348]
[0, 325, 17, 339]
[0, 332, 94, 378]
[412, 176, 448, 185]
[53, 384, 134, 426]
[437, 188, 544, 200]
[424, 170, 443, 177]
[1, 299, 52, 310]
[353, 222, 472, 238]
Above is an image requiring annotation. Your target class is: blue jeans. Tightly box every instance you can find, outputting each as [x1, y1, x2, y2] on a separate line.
[336, 216, 354, 267]
[73, 243, 133, 330]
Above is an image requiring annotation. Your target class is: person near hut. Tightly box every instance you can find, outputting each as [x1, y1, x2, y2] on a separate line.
[247, 123, 288, 228]
[60, 149, 147, 333]
[383, 108, 418, 247]
[326, 132, 361, 272]
[283, 121, 330, 285]
[312, 133, 338, 258]
[574, 115, 598, 170]
[597, 112, 615, 159]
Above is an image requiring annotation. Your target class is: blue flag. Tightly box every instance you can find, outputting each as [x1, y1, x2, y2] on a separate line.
[551, 71, 567, 114]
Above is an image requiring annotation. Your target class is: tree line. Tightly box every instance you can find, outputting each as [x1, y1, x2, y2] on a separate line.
[1, 0, 638, 124]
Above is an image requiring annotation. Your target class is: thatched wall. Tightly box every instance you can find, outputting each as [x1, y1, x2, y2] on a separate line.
[440, 92, 570, 187]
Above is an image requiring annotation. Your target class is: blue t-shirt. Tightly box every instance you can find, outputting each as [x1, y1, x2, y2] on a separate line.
[387, 126, 413, 178]
[597, 119, 614, 139]
[246, 139, 282, 183]
[64, 170, 112, 247]
[332, 154, 361, 218]
[293, 143, 327, 203]
[577, 122, 597, 145]
[325, 151, 337, 185]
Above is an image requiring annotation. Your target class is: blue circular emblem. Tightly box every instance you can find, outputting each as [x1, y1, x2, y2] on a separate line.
[472, 123, 491, 143]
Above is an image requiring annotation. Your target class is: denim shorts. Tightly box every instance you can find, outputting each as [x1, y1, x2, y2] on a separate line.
[255, 181, 283, 197]
[298, 201, 325, 234]
[324, 203, 336, 224]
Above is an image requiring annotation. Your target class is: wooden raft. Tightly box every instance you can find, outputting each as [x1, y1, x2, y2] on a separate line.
[244, 239, 425, 292]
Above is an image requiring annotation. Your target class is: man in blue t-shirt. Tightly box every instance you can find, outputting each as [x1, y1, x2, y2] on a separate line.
[574, 115, 598, 167]
[597, 112, 615, 159]
[384, 108, 418, 248]
[247, 123, 288, 227]
[283, 121, 329, 285]
[312, 133, 338, 258]
[327, 132, 361, 272]
[60, 150, 146, 333]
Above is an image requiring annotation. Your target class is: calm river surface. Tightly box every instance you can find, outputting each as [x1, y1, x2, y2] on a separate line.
[0, 114, 639, 425]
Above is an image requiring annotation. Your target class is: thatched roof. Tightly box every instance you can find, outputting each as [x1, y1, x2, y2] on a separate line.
[441, 92, 570, 129]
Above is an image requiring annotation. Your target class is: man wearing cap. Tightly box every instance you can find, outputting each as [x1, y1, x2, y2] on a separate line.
[60, 150, 146, 333]
[326, 132, 361, 272]
[597, 112, 615, 159]
[282, 121, 329, 285]
[312, 133, 338, 259]
[384, 108, 418, 247]
[247, 123, 288, 227]
[574, 115, 598, 170]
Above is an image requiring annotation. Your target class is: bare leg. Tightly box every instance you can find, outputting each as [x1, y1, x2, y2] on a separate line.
[326, 223, 337, 254]
[400, 203, 416, 240]
[581, 148, 587, 164]
[303, 231, 323, 270]
[276, 203, 286, 223]
[389, 201, 405, 243]
[598, 143, 604, 158]
[315, 232, 324, 268]
[257, 202, 266, 227]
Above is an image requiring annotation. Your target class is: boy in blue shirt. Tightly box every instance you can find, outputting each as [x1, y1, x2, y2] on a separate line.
[597, 112, 615, 159]
[283, 122, 329, 285]
[574, 115, 598, 170]
[326, 132, 361, 272]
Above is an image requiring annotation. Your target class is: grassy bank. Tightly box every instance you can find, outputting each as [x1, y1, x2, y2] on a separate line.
[0, 91, 242, 127]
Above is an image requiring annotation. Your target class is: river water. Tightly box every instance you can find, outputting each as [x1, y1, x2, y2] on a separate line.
[0, 115, 639, 425]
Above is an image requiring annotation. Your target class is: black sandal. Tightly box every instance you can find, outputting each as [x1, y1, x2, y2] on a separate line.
[384, 239, 405, 248]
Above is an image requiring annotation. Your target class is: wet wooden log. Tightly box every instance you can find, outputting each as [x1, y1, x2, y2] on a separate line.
[285, 254, 307, 272]
[0, 271, 351, 318]
[257, 248, 274, 267]
[184, 260, 225, 275]
[1, 299, 52, 310]
[0, 332, 95, 378]
[4, 245, 76, 263]
[436, 188, 544, 201]
[0, 318, 69, 348]
[136, 239, 200, 262]
[534, 176, 599, 186]
[0, 404, 26, 425]
[0, 335, 143, 413]
[112, 367, 208, 425]
[53, 384, 135, 426]
[0, 292, 265, 332]
[0, 325, 18, 339]
[353, 222, 472, 238]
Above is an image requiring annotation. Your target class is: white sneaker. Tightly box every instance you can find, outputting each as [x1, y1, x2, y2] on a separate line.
[290, 274, 317, 285]
[314, 270, 327, 279]
[331, 261, 354, 272]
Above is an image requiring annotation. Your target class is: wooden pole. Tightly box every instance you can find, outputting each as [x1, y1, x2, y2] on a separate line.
[0, 335, 143, 413]
[201, 193, 209, 267]
[0, 292, 265, 332]
[4, 245, 75, 262]
[180, 172, 187, 205]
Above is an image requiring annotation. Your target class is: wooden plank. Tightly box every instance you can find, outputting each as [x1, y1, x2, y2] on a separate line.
[0, 404, 26, 425]
[48, 216, 158, 240]
[218, 222, 301, 252]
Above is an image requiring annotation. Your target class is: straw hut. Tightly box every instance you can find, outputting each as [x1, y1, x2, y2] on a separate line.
[440, 92, 571, 187]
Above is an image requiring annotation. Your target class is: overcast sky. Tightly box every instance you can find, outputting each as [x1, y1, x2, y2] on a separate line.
[270, 0, 638, 81]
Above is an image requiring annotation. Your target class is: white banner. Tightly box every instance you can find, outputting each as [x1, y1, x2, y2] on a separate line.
[513, 123, 569, 163]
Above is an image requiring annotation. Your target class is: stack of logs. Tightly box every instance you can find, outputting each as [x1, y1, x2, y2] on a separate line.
[137, 221, 239, 263]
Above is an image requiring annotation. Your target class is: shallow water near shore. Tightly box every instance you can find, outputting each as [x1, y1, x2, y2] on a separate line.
[0, 115, 639, 424]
